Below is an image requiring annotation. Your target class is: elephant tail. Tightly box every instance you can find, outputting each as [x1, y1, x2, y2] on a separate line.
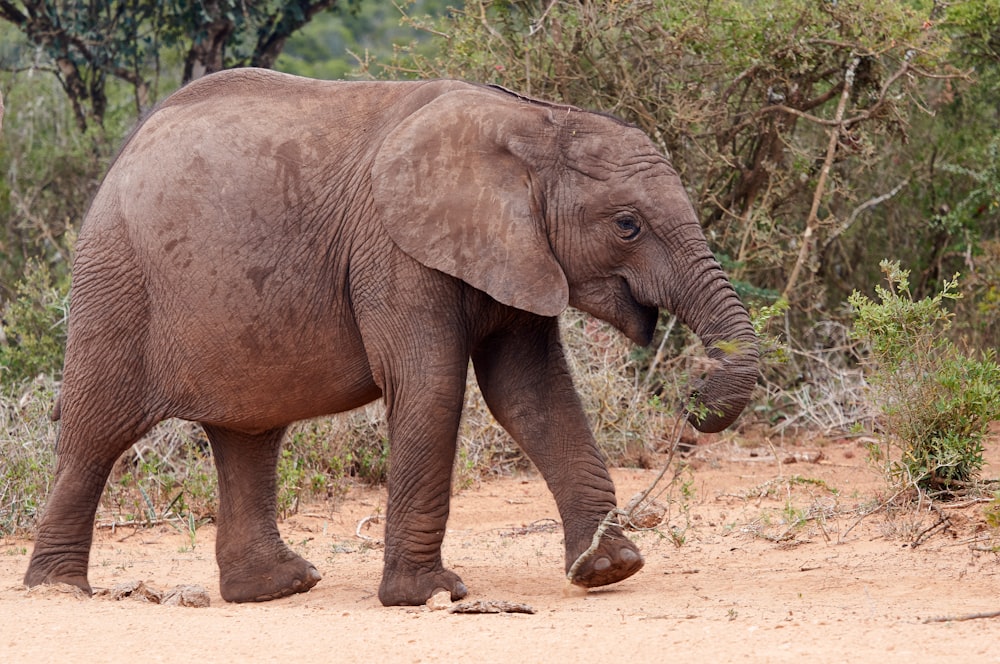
[51, 395, 61, 421]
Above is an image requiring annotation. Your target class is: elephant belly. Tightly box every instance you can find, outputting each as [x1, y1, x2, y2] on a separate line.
[153, 310, 382, 431]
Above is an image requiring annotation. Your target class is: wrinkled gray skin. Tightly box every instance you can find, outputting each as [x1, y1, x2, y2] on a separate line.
[24, 69, 758, 606]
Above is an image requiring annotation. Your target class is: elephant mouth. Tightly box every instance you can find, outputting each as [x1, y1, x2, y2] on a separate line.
[633, 304, 659, 347]
[570, 277, 658, 346]
[619, 280, 659, 347]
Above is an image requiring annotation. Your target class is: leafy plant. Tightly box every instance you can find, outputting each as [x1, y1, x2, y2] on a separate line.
[850, 260, 1000, 493]
[0, 262, 70, 391]
[100, 421, 218, 529]
[277, 448, 306, 519]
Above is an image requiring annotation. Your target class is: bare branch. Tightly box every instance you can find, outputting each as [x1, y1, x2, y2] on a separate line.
[824, 179, 910, 251]
[0, 1, 26, 25]
[783, 56, 860, 300]
[923, 610, 1000, 624]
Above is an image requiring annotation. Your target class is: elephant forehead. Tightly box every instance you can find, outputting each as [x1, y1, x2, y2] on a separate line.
[564, 134, 676, 181]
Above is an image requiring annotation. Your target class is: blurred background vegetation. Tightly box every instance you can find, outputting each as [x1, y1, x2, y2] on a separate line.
[1, 1, 998, 532]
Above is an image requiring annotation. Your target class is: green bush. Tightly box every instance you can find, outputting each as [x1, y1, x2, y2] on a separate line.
[850, 260, 1000, 493]
[101, 420, 218, 530]
[0, 262, 70, 391]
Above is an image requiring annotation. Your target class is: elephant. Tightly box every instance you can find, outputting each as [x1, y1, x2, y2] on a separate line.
[23, 68, 759, 606]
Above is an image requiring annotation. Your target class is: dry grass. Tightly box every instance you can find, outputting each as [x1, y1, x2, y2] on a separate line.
[760, 320, 876, 441]
[0, 376, 58, 535]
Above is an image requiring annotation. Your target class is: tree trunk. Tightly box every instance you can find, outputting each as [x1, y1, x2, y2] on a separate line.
[183, 7, 236, 84]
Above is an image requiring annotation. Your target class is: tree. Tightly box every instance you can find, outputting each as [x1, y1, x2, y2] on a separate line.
[0, 1, 365, 300]
[0, 1, 357, 131]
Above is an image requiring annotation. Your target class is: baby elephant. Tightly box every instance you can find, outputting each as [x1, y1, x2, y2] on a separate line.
[24, 69, 757, 605]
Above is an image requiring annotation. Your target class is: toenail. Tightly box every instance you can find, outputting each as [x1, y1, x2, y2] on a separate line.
[621, 549, 640, 564]
[593, 557, 611, 572]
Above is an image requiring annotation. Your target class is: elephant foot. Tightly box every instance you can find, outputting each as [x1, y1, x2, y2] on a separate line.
[568, 528, 644, 589]
[219, 549, 321, 603]
[24, 551, 93, 596]
[378, 564, 468, 606]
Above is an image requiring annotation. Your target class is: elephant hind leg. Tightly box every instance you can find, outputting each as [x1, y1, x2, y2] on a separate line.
[203, 424, 321, 603]
[25, 233, 163, 593]
[24, 412, 157, 593]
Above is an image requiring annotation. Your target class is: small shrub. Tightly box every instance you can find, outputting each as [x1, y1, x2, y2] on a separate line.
[850, 260, 1000, 494]
[288, 409, 391, 486]
[0, 262, 70, 391]
[101, 420, 217, 527]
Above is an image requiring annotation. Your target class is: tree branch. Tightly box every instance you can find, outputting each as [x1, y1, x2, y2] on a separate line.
[0, 1, 27, 25]
[823, 178, 910, 252]
[251, 1, 338, 70]
[782, 56, 860, 300]
[923, 610, 1000, 624]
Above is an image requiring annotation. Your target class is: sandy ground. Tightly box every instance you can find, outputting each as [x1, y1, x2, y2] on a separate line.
[3, 435, 1000, 663]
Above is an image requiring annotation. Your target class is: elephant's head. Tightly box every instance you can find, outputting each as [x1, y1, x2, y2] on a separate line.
[372, 85, 758, 433]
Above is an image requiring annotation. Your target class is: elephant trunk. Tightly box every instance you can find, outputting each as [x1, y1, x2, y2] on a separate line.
[667, 256, 759, 434]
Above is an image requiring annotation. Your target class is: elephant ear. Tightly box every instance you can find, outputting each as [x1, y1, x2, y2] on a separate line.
[371, 89, 568, 317]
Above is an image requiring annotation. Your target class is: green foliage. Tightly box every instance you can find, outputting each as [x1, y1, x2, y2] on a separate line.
[0, 262, 69, 390]
[937, 136, 1000, 236]
[0, 63, 97, 301]
[289, 416, 390, 485]
[985, 492, 1000, 534]
[946, 0, 1000, 66]
[273, 416, 389, 517]
[867, 1, 1000, 342]
[937, 138, 1000, 345]
[850, 260, 1000, 492]
[277, 0, 447, 79]
[751, 297, 791, 365]
[0, 1, 359, 129]
[101, 421, 218, 530]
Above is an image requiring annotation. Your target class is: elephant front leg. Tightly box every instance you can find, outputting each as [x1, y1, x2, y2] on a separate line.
[472, 318, 644, 590]
[377, 365, 470, 606]
[203, 425, 321, 602]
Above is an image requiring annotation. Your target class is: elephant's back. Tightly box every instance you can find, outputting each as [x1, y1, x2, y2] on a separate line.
[91, 72, 472, 246]
[155, 68, 429, 118]
[86, 73, 388, 255]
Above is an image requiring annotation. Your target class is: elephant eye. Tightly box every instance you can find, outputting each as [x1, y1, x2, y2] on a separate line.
[615, 215, 641, 241]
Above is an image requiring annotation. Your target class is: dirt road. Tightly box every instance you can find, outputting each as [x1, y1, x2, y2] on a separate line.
[3, 438, 998, 662]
